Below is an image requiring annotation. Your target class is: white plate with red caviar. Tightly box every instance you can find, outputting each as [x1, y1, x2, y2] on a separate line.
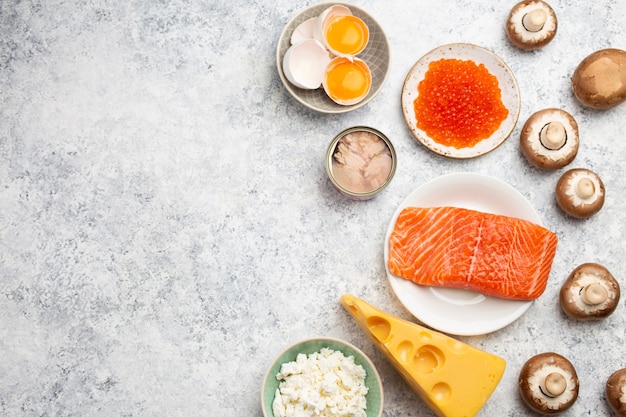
[384, 173, 539, 336]
[401, 43, 521, 159]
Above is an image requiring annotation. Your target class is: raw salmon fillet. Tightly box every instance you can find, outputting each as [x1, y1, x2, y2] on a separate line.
[388, 206, 558, 300]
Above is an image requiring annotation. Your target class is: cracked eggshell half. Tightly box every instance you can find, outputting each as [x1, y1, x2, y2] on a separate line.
[519, 352, 579, 415]
[314, 4, 353, 45]
[560, 263, 620, 320]
[282, 39, 331, 90]
[323, 56, 372, 106]
[555, 168, 605, 218]
[520, 108, 579, 169]
[606, 368, 626, 417]
[314, 5, 369, 57]
[290, 17, 317, 45]
[506, 0, 557, 50]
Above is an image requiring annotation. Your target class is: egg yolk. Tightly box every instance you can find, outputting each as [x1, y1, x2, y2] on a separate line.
[324, 15, 368, 55]
[325, 58, 371, 104]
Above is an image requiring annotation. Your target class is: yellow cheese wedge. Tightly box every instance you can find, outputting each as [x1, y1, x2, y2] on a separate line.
[341, 294, 506, 417]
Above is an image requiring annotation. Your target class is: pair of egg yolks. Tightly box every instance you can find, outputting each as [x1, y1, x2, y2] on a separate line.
[324, 15, 368, 56]
[325, 58, 371, 103]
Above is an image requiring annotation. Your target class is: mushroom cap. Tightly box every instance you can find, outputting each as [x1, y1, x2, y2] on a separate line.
[519, 352, 579, 415]
[571, 48, 626, 110]
[555, 168, 605, 218]
[606, 368, 626, 417]
[559, 262, 621, 320]
[506, 0, 557, 50]
[520, 108, 579, 169]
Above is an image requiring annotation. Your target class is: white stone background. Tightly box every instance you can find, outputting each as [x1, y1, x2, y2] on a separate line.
[1, 0, 625, 416]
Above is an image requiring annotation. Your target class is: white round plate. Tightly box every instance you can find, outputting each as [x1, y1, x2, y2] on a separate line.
[384, 172, 539, 336]
[401, 43, 520, 159]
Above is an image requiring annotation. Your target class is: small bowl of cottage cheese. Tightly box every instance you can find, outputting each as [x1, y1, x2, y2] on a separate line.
[261, 337, 383, 417]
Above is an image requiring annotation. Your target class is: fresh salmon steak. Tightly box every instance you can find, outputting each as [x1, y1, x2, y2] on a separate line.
[388, 206, 558, 300]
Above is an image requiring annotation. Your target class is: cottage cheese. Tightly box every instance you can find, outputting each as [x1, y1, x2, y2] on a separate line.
[272, 347, 368, 417]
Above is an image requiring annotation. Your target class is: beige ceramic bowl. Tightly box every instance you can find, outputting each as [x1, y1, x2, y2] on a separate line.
[276, 3, 390, 113]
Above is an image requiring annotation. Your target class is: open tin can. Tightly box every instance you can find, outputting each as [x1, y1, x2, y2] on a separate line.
[325, 126, 397, 200]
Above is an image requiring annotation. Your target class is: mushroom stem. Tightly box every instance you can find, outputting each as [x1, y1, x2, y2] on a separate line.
[539, 121, 567, 150]
[522, 9, 548, 32]
[575, 178, 596, 199]
[544, 372, 567, 397]
[581, 283, 609, 305]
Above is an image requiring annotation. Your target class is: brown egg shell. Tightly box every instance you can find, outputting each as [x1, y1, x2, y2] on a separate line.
[519, 352, 579, 415]
[559, 263, 620, 320]
[520, 108, 579, 169]
[506, 0, 557, 51]
[606, 368, 626, 417]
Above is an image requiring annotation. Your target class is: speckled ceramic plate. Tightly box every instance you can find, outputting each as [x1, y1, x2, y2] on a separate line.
[401, 43, 520, 158]
[261, 337, 383, 417]
[276, 3, 390, 113]
[384, 173, 539, 336]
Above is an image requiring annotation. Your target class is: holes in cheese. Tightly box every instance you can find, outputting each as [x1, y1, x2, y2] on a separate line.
[367, 315, 390, 340]
[397, 340, 414, 363]
[341, 294, 506, 417]
[432, 382, 452, 402]
[447, 339, 469, 354]
[415, 345, 445, 374]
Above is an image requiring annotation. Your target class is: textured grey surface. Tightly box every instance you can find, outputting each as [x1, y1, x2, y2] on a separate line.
[1, 0, 625, 416]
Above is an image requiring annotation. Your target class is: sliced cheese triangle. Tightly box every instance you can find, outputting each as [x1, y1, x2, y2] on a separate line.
[341, 294, 506, 417]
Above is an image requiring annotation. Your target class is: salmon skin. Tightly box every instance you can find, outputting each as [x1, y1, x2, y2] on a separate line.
[388, 206, 558, 300]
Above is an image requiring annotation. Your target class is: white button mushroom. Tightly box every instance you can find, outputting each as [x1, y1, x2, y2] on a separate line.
[519, 352, 579, 414]
[560, 263, 620, 320]
[520, 108, 579, 169]
[555, 168, 605, 218]
[506, 0, 558, 50]
[606, 368, 626, 417]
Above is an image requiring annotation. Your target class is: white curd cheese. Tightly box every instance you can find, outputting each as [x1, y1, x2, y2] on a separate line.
[272, 347, 368, 417]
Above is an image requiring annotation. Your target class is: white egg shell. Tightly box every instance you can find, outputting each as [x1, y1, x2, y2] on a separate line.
[313, 4, 352, 49]
[290, 17, 318, 45]
[282, 39, 331, 90]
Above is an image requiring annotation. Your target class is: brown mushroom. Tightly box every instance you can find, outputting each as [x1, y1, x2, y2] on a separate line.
[519, 352, 579, 414]
[560, 263, 620, 320]
[506, 0, 557, 50]
[520, 108, 579, 169]
[606, 368, 626, 417]
[555, 168, 605, 218]
[572, 48, 626, 110]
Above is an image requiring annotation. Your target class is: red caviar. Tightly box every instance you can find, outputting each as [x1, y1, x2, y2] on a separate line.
[414, 58, 509, 149]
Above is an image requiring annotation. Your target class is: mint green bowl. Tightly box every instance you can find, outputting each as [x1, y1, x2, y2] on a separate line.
[261, 337, 383, 417]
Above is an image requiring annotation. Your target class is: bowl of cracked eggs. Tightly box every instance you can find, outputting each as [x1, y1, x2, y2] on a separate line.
[261, 337, 384, 417]
[276, 3, 390, 113]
